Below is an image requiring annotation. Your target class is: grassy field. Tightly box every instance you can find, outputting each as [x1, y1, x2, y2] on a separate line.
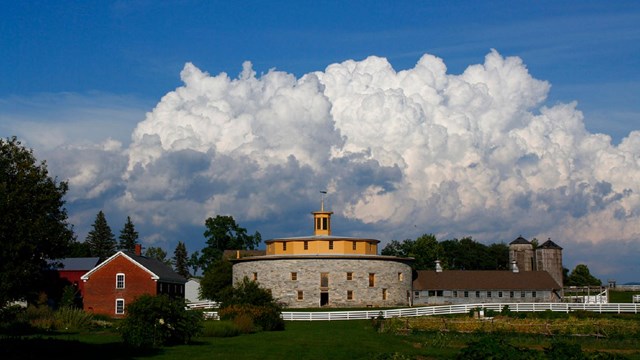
[2, 316, 640, 359]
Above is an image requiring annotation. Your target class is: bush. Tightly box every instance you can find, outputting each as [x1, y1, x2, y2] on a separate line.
[218, 303, 284, 332]
[201, 320, 241, 337]
[544, 341, 585, 360]
[119, 294, 203, 349]
[24, 304, 55, 331]
[54, 306, 93, 331]
[219, 277, 285, 332]
[457, 335, 542, 360]
[0, 305, 31, 335]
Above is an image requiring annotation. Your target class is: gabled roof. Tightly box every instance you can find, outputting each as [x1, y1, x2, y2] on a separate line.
[509, 236, 530, 245]
[413, 270, 561, 291]
[80, 251, 186, 284]
[539, 239, 563, 250]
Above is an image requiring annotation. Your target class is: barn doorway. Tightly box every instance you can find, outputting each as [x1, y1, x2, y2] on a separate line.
[320, 291, 329, 306]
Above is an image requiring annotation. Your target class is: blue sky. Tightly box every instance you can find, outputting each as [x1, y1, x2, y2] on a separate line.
[2, 1, 640, 283]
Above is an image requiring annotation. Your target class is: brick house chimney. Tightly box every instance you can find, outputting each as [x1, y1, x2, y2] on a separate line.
[135, 244, 142, 256]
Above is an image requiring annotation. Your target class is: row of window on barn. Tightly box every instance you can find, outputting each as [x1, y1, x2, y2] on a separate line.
[415, 290, 541, 299]
[251, 271, 405, 285]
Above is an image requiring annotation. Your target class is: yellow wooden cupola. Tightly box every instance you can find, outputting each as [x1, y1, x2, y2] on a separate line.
[312, 197, 333, 236]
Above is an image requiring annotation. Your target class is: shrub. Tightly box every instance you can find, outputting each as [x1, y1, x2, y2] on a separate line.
[232, 313, 255, 333]
[218, 303, 284, 332]
[54, 306, 93, 331]
[544, 341, 585, 360]
[0, 305, 31, 335]
[457, 335, 541, 360]
[24, 304, 55, 331]
[119, 294, 203, 349]
[219, 277, 285, 332]
[201, 320, 241, 337]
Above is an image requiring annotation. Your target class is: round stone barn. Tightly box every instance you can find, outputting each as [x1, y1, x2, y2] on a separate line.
[232, 205, 413, 308]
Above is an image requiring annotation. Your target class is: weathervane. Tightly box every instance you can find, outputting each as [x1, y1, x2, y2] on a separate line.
[320, 190, 327, 211]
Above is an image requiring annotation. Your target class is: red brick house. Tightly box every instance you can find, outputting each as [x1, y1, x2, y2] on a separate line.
[80, 245, 186, 317]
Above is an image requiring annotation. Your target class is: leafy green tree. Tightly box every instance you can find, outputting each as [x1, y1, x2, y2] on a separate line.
[201, 215, 261, 270]
[566, 264, 602, 286]
[0, 137, 75, 306]
[144, 246, 171, 265]
[199, 259, 233, 301]
[173, 241, 190, 278]
[118, 216, 139, 252]
[85, 211, 117, 260]
[411, 234, 442, 270]
[441, 237, 495, 270]
[381, 234, 441, 270]
[119, 294, 202, 349]
[381, 239, 414, 257]
[383, 234, 508, 271]
[487, 243, 509, 270]
[188, 250, 205, 276]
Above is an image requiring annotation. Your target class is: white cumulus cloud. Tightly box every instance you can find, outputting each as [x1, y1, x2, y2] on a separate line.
[38, 50, 640, 281]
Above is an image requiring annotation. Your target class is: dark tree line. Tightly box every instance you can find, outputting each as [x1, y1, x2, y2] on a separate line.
[381, 234, 509, 271]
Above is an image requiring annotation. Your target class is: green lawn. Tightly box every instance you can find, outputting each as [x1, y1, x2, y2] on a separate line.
[609, 290, 640, 303]
[2, 318, 639, 359]
[162, 320, 437, 360]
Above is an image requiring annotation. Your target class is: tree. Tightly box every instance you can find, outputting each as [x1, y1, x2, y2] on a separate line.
[411, 234, 442, 270]
[201, 215, 261, 270]
[145, 246, 171, 265]
[381, 239, 414, 257]
[487, 243, 509, 270]
[441, 237, 495, 270]
[0, 137, 75, 306]
[118, 216, 139, 252]
[381, 234, 441, 270]
[566, 264, 602, 286]
[67, 239, 91, 257]
[173, 241, 190, 279]
[188, 250, 205, 276]
[199, 259, 233, 302]
[85, 211, 117, 260]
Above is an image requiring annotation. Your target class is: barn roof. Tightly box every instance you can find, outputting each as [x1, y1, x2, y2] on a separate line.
[509, 236, 530, 245]
[80, 251, 186, 284]
[539, 239, 563, 250]
[413, 270, 561, 291]
[49, 257, 100, 271]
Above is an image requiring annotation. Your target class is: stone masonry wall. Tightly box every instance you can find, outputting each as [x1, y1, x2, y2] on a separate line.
[233, 258, 412, 308]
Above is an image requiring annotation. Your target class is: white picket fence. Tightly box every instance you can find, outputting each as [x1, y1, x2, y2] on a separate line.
[186, 300, 219, 310]
[201, 302, 640, 321]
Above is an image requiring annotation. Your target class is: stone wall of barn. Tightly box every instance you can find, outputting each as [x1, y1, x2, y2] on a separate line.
[233, 257, 413, 308]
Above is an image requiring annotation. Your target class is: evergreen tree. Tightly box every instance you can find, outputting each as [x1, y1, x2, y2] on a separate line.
[173, 241, 190, 278]
[85, 211, 117, 260]
[118, 216, 139, 252]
